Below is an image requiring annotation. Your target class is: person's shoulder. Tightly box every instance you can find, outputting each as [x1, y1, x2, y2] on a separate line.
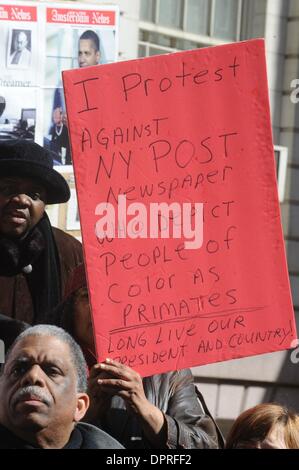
[52, 227, 83, 264]
[53, 226, 82, 249]
[76, 422, 124, 449]
[152, 368, 193, 382]
[147, 368, 194, 392]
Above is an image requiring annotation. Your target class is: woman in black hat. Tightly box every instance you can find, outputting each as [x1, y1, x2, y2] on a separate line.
[0, 139, 83, 324]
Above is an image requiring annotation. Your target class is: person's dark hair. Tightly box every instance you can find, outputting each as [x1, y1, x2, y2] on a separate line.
[2, 325, 88, 392]
[0, 314, 28, 351]
[79, 30, 100, 52]
[226, 403, 299, 449]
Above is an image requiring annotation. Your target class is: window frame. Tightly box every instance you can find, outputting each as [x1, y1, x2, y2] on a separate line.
[140, 0, 244, 41]
[274, 145, 288, 203]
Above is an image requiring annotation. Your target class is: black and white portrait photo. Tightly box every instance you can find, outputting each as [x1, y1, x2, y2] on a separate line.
[7, 28, 32, 69]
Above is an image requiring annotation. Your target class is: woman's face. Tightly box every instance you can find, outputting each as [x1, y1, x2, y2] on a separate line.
[73, 294, 95, 352]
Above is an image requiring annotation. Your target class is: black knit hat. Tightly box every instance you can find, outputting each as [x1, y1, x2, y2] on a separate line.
[0, 139, 70, 204]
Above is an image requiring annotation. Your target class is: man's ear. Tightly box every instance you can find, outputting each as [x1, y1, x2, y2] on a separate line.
[96, 51, 100, 64]
[74, 393, 90, 422]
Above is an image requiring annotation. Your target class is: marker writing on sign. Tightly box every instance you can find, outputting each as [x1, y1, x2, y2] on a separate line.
[121, 57, 240, 101]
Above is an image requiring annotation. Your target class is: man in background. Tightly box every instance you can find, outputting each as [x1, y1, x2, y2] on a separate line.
[0, 140, 83, 324]
[0, 325, 123, 449]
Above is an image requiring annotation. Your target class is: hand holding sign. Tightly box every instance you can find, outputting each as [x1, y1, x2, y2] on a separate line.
[88, 358, 166, 446]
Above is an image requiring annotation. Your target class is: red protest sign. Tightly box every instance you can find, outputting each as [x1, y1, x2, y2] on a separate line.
[63, 39, 297, 377]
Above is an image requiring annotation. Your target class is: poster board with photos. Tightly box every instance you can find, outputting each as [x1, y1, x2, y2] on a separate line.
[0, 1, 119, 171]
[0, 1, 118, 239]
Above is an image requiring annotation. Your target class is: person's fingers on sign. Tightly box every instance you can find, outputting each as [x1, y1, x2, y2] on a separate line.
[88, 358, 166, 442]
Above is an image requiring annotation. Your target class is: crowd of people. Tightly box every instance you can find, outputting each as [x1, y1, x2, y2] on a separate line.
[0, 139, 298, 449]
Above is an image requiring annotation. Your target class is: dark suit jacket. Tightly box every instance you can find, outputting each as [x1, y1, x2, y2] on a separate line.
[0, 423, 123, 449]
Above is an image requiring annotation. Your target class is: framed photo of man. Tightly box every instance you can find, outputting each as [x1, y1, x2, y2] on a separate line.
[7, 28, 32, 69]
